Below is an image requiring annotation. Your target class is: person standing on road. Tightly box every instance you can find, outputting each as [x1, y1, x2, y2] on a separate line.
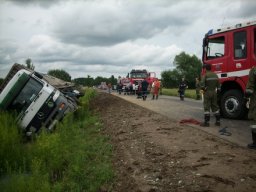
[178, 77, 188, 101]
[152, 79, 161, 100]
[117, 76, 123, 94]
[141, 78, 149, 101]
[200, 64, 221, 127]
[195, 77, 201, 100]
[245, 67, 256, 149]
[137, 81, 142, 98]
[107, 82, 112, 94]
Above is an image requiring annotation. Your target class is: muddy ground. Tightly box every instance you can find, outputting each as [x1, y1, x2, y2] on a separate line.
[90, 92, 256, 192]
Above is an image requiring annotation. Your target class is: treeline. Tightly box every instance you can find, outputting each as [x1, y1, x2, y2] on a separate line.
[73, 75, 117, 87]
[0, 69, 117, 88]
[0, 52, 202, 89]
[47, 70, 116, 86]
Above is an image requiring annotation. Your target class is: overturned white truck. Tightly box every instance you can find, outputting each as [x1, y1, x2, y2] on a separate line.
[0, 64, 77, 135]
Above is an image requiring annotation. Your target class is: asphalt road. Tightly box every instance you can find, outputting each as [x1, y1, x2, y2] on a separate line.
[110, 91, 251, 148]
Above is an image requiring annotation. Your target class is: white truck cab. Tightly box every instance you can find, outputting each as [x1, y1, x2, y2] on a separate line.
[0, 64, 77, 134]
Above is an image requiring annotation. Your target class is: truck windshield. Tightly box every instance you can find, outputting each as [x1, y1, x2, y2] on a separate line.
[206, 36, 225, 60]
[8, 78, 43, 113]
[130, 73, 148, 78]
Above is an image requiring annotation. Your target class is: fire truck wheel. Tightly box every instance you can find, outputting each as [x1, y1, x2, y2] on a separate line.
[220, 89, 247, 119]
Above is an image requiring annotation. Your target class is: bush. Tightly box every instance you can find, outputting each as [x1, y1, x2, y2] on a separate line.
[0, 112, 27, 176]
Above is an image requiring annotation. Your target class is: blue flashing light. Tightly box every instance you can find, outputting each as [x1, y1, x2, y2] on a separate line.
[235, 23, 242, 28]
[207, 29, 213, 35]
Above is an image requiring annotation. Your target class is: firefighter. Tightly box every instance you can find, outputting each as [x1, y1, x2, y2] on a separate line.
[200, 64, 221, 127]
[152, 79, 160, 100]
[141, 78, 149, 101]
[178, 77, 188, 101]
[245, 67, 256, 149]
[195, 77, 201, 100]
[137, 81, 142, 98]
[117, 76, 122, 94]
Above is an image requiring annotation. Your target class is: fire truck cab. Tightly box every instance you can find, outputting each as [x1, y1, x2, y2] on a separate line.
[202, 20, 256, 119]
[128, 69, 158, 93]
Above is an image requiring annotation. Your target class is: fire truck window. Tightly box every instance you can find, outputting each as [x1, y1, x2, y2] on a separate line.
[207, 36, 225, 60]
[234, 31, 247, 59]
[130, 72, 147, 78]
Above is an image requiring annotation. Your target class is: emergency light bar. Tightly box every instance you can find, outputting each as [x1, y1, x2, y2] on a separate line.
[207, 20, 256, 36]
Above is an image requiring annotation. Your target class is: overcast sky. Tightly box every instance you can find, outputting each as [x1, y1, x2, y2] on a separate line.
[0, 0, 256, 79]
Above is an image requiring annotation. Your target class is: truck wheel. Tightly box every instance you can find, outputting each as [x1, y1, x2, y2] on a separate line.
[220, 89, 246, 119]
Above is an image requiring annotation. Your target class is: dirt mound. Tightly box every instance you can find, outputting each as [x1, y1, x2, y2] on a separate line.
[90, 92, 256, 192]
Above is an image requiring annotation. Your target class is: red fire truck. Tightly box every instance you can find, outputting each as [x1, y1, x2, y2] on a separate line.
[129, 69, 158, 91]
[202, 20, 256, 119]
[118, 69, 158, 94]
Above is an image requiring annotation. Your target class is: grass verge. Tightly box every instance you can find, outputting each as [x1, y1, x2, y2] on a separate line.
[0, 88, 114, 192]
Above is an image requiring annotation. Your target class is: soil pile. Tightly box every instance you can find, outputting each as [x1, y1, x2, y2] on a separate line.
[90, 92, 256, 192]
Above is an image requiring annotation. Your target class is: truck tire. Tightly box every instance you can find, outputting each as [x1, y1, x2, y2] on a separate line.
[220, 89, 246, 119]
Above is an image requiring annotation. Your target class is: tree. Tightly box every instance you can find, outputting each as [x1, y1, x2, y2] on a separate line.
[161, 69, 181, 88]
[161, 52, 202, 88]
[74, 75, 94, 87]
[48, 69, 71, 82]
[25, 58, 35, 70]
[174, 52, 202, 88]
[109, 75, 116, 85]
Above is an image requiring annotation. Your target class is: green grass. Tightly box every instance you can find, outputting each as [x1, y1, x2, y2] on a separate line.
[0, 88, 114, 192]
[161, 88, 198, 99]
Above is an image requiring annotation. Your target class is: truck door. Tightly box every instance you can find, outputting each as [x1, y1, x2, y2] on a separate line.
[205, 34, 228, 74]
[230, 30, 248, 74]
[253, 27, 256, 67]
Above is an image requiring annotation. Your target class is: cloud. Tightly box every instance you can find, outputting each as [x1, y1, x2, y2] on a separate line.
[233, 0, 256, 18]
[14, 34, 181, 78]
[52, 1, 197, 46]
[4, 0, 62, 8]
[0, 28, 181, 78]
[1, 0, 256, 79]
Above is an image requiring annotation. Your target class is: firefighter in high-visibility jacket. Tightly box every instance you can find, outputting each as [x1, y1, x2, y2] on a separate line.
[245, 66, 256, 149]
[200, 64, 221, 127]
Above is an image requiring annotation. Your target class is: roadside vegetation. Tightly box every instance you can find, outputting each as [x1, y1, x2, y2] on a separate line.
[161, 88, 198, 100]
[0, 89, 114, 192]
